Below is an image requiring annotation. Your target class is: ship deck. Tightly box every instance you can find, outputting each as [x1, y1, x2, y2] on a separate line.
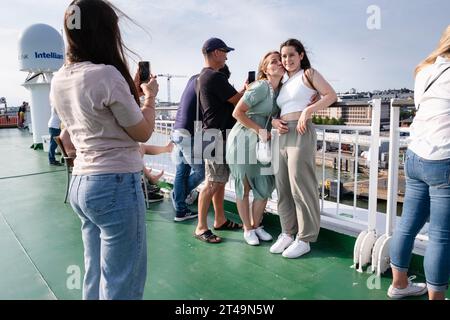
[0, 128, 435, 300]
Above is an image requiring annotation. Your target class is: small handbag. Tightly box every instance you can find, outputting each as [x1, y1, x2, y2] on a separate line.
[256, 138, 271, 165]
[256, 82, 276, 165]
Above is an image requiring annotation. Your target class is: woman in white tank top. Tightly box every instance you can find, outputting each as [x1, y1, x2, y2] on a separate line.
[269, 39, 337, 259]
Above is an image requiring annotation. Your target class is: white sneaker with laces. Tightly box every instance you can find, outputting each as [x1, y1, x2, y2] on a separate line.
[270, 233, 294, 254]
[282, 237, 310, 258]
[244, 230, 260, 246]
[387, 276, 427, 299]
[255, 226, 273, 241]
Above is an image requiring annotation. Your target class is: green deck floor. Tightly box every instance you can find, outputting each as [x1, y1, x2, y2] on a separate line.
[0, 128, 438, 300]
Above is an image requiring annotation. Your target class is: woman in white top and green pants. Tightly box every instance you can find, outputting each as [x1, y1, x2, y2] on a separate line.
[270, 39, 337, 259]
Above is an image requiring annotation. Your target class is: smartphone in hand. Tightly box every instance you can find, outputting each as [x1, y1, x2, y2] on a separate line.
[138, 61, 151, 84]
[247, 71, 256, 83]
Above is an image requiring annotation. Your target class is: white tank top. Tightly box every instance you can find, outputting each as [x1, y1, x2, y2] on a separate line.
[277, 70, 316, 117]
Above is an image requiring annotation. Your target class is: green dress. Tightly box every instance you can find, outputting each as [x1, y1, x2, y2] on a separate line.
[226, 80, 277, 200]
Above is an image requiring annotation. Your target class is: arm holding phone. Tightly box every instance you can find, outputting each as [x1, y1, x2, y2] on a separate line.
[125, 62, 158, 142]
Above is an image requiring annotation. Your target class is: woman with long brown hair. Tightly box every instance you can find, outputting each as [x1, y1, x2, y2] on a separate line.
[388, 25, 450, 300]
[270, 39, 337, 258]
[50, 0, 157, 299]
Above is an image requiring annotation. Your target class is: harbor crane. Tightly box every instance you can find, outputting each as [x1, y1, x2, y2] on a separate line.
[156, 74, 187, 103]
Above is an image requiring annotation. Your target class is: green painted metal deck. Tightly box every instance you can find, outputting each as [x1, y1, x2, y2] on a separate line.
[0, 128, 435, 300]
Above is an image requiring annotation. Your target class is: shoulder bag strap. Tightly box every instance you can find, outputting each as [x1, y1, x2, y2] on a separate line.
[418, 65, 450, 110]
[263, 80, 276, 130]
[423, 65, 450, 94]
[195, 74, 202, 133]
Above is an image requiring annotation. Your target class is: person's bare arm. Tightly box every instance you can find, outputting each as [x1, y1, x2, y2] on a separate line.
[297, 69, 337, 134]
[60, 128, 76, 158]
[227, 84, 247, 106]
[124, 77, 158, 142]
[232, 99, 270, 142]
[304, 69, 337, 114]
[141, 141, 174, 155]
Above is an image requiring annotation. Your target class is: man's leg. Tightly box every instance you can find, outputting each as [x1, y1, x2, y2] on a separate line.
[172, 148, 191, 213]
[48, 127, 61, 164]
[195, 160, 228, 240]
[186, 137, 205, 193]
[212, 184, 227, 227]
[196, 181, 222, 235]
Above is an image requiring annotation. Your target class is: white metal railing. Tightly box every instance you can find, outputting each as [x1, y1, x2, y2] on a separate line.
[383, 99, 428, 247]
[365, 99, 430, 276]
[316, 124, 373, 228]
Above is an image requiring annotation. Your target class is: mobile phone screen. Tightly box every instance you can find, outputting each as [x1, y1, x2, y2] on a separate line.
[248, 71, 256, 83]
[139, 61, 150, 83]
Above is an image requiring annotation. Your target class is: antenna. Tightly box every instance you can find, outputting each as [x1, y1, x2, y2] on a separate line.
[156, 74, 187, 103]
[18, 23, 64, 148]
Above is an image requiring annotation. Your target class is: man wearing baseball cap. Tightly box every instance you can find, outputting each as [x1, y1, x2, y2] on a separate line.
[194, 37, 245, 243]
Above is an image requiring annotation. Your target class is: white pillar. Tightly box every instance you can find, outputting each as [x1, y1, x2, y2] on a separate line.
[22, 73, 52, 146]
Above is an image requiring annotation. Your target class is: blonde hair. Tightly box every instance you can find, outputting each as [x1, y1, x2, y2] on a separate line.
[415, 25, 450, 75]
[256, 51, 280, 81]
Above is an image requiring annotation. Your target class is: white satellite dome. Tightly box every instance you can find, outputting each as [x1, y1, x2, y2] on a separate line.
[18, 23, 65, 72]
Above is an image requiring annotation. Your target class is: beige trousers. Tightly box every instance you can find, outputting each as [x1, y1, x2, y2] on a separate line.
[275, 120, 320, 242]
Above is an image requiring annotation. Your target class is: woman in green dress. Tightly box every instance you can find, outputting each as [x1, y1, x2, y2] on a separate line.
[226, 51, 285, 246]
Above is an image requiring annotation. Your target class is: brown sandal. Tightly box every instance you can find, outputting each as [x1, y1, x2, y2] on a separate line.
[194, 230, 222, 243]
[214, 219, 243, 231]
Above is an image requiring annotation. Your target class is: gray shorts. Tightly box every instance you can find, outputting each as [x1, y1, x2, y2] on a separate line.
[205, 159, 230, 184]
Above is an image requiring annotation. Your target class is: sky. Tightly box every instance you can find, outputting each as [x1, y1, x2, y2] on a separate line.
[0, 0, 449, 107]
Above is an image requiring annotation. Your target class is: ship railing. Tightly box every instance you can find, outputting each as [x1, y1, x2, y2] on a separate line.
[355, 98, 430, 277]
[367, 99, 429, 275]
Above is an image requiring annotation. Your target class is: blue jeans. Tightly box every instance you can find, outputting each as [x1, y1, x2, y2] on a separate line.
[172, 132, 205, 213]
[390, 150, 450, 292]
[69, 172, 147, 300]
[48, 127, 61, 163]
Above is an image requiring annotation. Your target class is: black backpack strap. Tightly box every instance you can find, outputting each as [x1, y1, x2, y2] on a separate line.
[418, 65, 450, 110]
[423, 66, 450, 94]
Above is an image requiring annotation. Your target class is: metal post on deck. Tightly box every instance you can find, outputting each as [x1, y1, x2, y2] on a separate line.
[321, 129, 326, 212]
[370, 99, 415, 275]
[386, 99, 401, 235]
[353, 98, 381, 272]
[367, 99, 381, 231]
[336, 130, 342, 215]
[353, 131, 360, 215]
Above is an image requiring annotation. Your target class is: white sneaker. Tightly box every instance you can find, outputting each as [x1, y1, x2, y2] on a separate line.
[255, 226, 273, 241]
[282, 237, 310, 258]
[269, 233, 294, 254]
[387, 276, 427, 299]
[244, 230, 260, 246]
[185, 189, 199, 205]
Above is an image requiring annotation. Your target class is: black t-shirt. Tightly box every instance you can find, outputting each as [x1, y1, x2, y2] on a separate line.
[173, 74, 199, 135]
[225, 101, 237, 130]
[197, 68, 237, 137]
